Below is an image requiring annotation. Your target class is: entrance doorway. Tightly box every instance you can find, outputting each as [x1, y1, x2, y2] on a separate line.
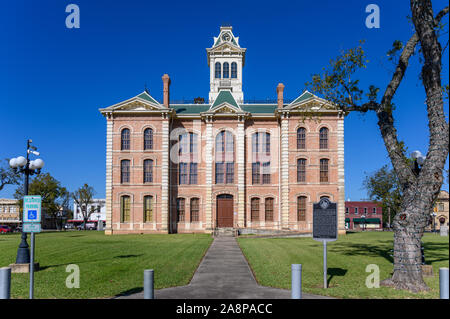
[216, 194, 233, 227]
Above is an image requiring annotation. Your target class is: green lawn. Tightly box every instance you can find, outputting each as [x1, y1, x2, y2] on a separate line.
[237, 232, 449, 299]
[0, 231, 213, 299]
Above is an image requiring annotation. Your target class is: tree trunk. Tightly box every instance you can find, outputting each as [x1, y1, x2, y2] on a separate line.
[381, 183, 436, 292]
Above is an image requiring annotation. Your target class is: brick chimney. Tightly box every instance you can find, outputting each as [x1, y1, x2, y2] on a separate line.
[162, 74, 171, 107]
[277, 83, 285, 109]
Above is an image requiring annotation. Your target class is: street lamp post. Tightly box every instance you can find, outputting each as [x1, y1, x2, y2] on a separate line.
[361, 215, 366, 231]
[9, 139, 44, 264]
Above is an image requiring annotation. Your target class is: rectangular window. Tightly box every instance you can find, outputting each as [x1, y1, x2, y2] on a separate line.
[251, 198, 259, 222]
[364, 207, 368, 215]
[297, 128, 306, 149]
[265, 198, 274, 222]
[345, 207, 349, 214]
[189, 163, 198, 184]
[121, 160, 130, 183]
[144, 160, 153, 183]
[262, 162, 270, 184]
[320, 159, 329, 183]
[121, 196, 130, 222]
[252, 162, 260, 184]
[177, 198, 185, 222]
[373, 207, 377, 214]
[226, 162, 234, 184]
[297, 197, 306, 221]
[297, 159, 306, 182]
[143, 196, 153, 222]
[355, 207, 358, 214]
[215, 163, 224, 184]
[190, 198, 199, 222]
[179, 163, 188, 184]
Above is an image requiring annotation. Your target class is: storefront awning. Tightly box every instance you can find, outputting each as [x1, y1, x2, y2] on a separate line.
[353, 218, 381, 223]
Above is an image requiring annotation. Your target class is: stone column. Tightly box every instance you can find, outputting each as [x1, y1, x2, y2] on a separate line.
[337, 114, 346, 234]
[105, 115, 113, 235]
[237, 119, 245, 228]
[205, 120, 214, 231]
[280, 115, 290, 229]
[161, 116, 169, 232]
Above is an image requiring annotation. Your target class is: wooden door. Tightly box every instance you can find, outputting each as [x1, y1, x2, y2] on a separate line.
[217, 195, 233, 227]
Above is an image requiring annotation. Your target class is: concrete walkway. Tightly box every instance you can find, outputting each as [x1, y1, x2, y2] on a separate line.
[117, 237, 332, 299]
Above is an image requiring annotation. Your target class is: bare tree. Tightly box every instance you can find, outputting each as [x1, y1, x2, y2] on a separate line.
[72, 184, 96, 230]
[306, 1, 448, 292]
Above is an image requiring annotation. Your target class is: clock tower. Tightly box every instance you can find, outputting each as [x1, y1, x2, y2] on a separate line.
[206, 26, 246, 104]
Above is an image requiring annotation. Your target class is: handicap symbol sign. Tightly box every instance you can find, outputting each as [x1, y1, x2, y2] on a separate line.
[28, 210, 37, 220]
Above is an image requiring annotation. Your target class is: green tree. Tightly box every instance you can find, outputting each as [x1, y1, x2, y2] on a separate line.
[363, 165, 402, 227]
[72, 184, 96, 230]
[306, 1, 449, 292]
[14, 173, 70, 227]
[0, 159, 20, 192]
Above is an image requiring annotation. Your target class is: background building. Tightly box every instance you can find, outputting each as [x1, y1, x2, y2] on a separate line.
[73, 198, 106, 222]
[100, 26, 346, 235]
[429, 190, 449, 231]
[345, 201, 383, 231]
[0, 199, 20, 229]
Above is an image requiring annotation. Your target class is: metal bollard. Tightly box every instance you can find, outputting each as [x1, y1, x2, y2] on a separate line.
[0, 267, 11, 299]
[144, 269, 154, 299]
[440, 268, 449, 299]
[291, 264, 302, 299]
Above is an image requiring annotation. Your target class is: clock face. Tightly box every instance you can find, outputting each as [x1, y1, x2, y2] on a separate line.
[222, 33, 231, 42]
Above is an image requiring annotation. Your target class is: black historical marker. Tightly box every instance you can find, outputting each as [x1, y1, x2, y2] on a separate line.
[313, 197, 338, 241]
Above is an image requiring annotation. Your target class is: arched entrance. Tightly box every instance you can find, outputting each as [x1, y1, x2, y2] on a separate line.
[216, 194, 234, 227]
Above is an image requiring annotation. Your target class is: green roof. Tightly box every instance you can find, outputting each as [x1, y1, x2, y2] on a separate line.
[171, 104, 210, 114]
[137, 91, 159, 105]
[290, 91, 314, 105]
[241, 104, 277, 114]
[211, 90, 239, 108]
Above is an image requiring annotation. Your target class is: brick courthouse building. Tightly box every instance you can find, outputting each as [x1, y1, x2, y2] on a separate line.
[100, 26, 346, 235]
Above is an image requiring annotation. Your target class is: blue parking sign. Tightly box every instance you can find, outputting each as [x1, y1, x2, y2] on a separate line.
[23, 196, 41, 223]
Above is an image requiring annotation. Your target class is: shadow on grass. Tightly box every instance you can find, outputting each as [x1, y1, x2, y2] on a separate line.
[327, 268, 347, 286]
[330, 240, 394, 263]
[114, 254, 143, 259]
[114, 287, 143, 298]
[330, 241, 448, 265]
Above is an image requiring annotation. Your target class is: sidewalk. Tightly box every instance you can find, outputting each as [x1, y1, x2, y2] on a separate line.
[116, 237, 333, 299]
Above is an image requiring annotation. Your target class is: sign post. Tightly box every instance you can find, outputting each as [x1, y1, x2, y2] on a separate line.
[313, 197, 338, 289]
[23, 195, 41, 299]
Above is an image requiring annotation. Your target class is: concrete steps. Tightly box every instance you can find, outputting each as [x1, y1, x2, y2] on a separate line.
[213, 227, 237, 237]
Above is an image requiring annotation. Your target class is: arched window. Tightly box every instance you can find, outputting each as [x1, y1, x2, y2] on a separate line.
[144, 128, 153, 150]
[231, 62, 237, 78]
[120, 195, 131, 222]
[252, 132, 270, 184]
[297, 196, 306, 221]
[215, 62, 221, 79]
[215, 131, 234, 184]
[121, 128, 130, 150]
[121, 160, 130, 183]
[190, 198, 199, 222]
[176, 198, 185, 222]
[143, 195, 153, 222]
[223, 62, 229, 78]
[297, 128, 306, 149]
[143, 159, 153, 183]
[297, 158, 306, 182]
[320, 159, 329, 182]
[319, 127, 328, 149]
[265, 198, 274, 222]
[251, 198, 260, 222]
[179, 132, 198, 185]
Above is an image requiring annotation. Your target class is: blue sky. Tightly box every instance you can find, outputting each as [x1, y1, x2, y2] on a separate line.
[1, 0, 448, 200]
